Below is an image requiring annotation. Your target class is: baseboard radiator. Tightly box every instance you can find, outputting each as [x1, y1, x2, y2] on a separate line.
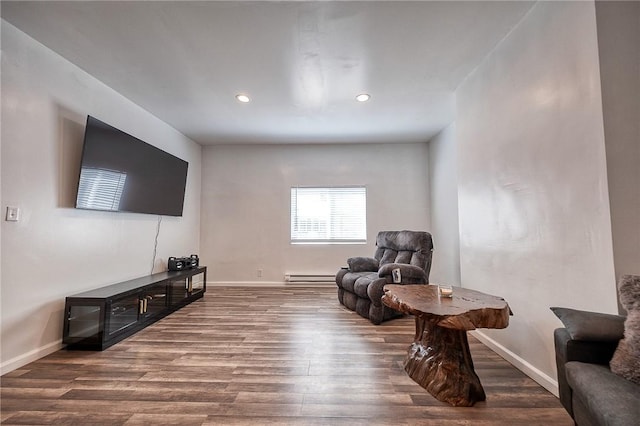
[284, 273, 336, 284]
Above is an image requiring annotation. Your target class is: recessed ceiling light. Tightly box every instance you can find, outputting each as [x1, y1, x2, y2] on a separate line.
[355, 93, 371, 102]
[235, 94, 250, 103]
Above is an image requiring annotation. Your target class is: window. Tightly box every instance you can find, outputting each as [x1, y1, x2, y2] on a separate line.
[291, 186, 366, 243]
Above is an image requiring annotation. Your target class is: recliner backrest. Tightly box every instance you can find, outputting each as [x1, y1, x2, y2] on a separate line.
[373, 230, 433, 271]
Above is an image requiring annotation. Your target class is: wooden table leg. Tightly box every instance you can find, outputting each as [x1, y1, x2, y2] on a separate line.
[404, 316, 486, 407]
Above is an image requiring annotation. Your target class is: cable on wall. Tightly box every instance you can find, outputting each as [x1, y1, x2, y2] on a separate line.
[151, 215, 162, 274]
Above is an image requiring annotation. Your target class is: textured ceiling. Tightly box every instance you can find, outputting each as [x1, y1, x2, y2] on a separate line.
[1, 1, 534, 145]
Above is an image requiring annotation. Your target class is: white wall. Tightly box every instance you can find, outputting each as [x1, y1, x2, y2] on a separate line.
[0, 22, 202, 373]
[456, 1, 618, 394]
[427, 123, 460, 285]
[201, 143, 430, 284]
[595, 1, 640, 310]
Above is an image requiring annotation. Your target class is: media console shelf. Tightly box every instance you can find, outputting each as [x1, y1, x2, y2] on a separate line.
[63, 266, 206, 350]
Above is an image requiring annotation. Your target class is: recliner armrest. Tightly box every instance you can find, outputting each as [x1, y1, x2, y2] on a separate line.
[335, 267, 349, 285]
[378, 263, 427, 282]
[347, 257, 379, 272]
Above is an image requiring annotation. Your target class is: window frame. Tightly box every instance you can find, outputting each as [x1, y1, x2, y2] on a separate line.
[290, 186, 367, 245]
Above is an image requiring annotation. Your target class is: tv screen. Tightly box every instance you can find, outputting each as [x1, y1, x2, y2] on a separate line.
[75, 116, 188, 216]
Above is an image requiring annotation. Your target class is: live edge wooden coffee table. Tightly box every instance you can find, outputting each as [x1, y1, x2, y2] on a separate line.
[382, 284, 511, 407]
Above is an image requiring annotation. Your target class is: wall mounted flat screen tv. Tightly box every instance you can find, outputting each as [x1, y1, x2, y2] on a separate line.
[75, 116, 188, 217]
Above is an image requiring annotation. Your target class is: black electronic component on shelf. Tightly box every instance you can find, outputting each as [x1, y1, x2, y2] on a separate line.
[168, 254, 199, 271]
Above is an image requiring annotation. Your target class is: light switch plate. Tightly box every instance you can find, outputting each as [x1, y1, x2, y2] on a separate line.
[6, 206, 20, 222]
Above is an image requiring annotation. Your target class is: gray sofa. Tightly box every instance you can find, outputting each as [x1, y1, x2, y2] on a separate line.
[335, 230, 433, 324]
[552, 307, 640, 425]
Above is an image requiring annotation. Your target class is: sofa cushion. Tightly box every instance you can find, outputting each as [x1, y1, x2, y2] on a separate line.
[610, 274, 640, 385]
[551, 307, 625, 341]
[566, 362, 640, 425]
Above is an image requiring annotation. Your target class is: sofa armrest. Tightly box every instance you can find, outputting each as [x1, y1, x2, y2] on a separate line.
[554, 328, 574, 417]
[554, 327, 621, 417]
[378, 263, 427, 283]
[551, 307, 624, 417]
[347, 257, 379, 272]
[554, 327, 621, 365]
[551, 307, 625, 419]
[550, 307, 625, 341]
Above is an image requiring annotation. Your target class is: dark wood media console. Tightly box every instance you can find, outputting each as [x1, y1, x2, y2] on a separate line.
[63, 266, 206, 350]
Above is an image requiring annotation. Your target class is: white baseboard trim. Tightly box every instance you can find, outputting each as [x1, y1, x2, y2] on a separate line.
[1, 339, 63, 375]
[470, 330, 559, 397]
[206, 281, 335, 287]
[207, 281, 286, 287]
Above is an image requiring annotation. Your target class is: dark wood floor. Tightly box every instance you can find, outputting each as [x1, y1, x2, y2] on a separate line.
[1, 286, 572, 425]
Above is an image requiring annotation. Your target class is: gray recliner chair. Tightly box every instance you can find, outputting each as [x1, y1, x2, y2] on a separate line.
[335, 230, 433, 324]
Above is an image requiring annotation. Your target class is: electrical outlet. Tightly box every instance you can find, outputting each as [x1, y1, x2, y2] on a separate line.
[257, 269, 263, 278]
[5, 206, 20, 222]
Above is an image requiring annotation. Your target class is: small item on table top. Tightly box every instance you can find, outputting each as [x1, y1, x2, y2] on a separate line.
[439, 284, 453, 298]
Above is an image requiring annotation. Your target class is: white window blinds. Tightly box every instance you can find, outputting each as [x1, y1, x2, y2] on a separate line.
[290, 186, 366, 243]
